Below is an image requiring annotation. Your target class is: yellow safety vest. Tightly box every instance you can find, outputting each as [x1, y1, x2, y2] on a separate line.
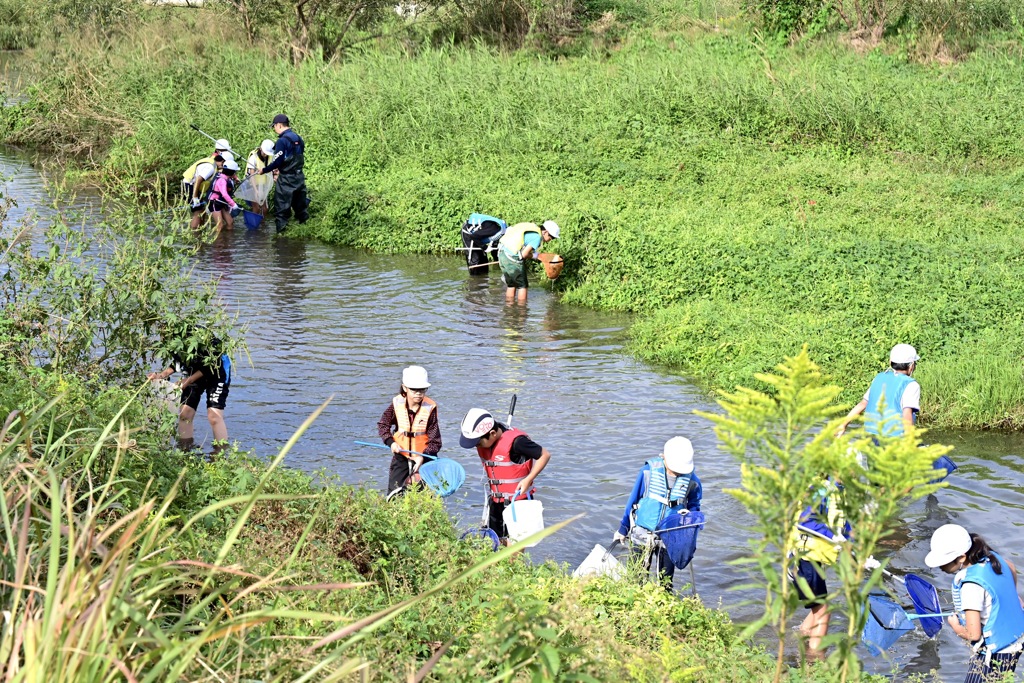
[790, 486, 848, 566]
[182, 155, 218, 196]
[499, 222, 542, 258]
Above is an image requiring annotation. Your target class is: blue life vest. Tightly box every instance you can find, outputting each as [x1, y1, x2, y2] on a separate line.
[865, 370, 916, 436]
[634, 458, 691, 532]
[467, 213, 507, 231]
[953, 553, 1024, 652]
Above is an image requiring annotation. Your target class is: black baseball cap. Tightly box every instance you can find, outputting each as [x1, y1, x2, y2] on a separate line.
[271, 114, 290, 126]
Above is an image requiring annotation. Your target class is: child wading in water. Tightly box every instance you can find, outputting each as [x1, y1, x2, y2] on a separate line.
[377, 366, 441, 500]
[925, 524, 1024, 683]
[208, 159, 241, 234]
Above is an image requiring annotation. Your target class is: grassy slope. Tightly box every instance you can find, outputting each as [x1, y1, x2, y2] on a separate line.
[5, 12, 1024, 428]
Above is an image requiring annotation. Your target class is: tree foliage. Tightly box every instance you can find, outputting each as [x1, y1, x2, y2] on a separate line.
[698, 347, 952, 681]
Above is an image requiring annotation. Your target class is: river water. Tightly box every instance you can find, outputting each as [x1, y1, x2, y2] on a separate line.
[3, 140, 1023, 679]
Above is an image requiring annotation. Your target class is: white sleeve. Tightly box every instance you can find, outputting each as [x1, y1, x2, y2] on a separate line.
[862, 389, 870, 402]
[901, 381, 921, 411]
[194, 162, 216, 181]
[959, 581, 987, 613]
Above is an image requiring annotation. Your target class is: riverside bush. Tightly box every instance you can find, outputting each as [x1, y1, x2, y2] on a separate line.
[5, 17, 1024, 428]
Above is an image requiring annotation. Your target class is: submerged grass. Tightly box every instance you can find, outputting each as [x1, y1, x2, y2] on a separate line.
[5, 11, 1024, 428]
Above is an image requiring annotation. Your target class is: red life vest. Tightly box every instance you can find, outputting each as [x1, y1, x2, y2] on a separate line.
[477, 428, 534, 503]
[392, 395, 435, 455]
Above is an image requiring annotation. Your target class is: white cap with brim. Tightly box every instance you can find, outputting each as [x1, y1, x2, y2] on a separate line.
[260, 139, 275, 156]
[214, 138, 232, 151]
[219, 150, 235, 163]
[663, 436, 694, 474]
[924, 523, 972, 567]
[460, 408, 494, 448]
[223, 160, 240, 172]
[542, 220, 560, 239]
[890, 343, 920, 364]
[402, 365, 430, 390]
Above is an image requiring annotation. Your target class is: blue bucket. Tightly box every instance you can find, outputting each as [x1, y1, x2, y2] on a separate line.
[242, 209, 263, 230]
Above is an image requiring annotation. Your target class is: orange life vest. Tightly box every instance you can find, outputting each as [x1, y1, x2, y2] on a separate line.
[476, 428, 535, 504]
[392, 395, 436, 455]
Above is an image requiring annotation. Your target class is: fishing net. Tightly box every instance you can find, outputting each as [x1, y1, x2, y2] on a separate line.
[905, 574, 944, 637]
[242, 210, 263, 230]
[929, 455, 958, 483]
[460, 527, 501, 551]
[537, 253, 564, 280]
[233, 173, 273, 206]
[863, 594, 915, 656]
[417, 458, 466, 498]
[656, 510, 706, 570]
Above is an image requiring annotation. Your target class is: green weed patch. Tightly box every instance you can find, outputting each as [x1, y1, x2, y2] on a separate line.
[5, 17, 1024, 428]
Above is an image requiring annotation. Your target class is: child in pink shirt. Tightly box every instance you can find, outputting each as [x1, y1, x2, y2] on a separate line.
[208, 161, 240, 232]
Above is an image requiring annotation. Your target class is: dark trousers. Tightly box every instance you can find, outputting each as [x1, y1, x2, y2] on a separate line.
[486, 499, 508, 538]
[388, 454, 412, 494]
[273, 173, 308, 233]
[963, 651, 1020, 683]
[631, 543, 675, 586]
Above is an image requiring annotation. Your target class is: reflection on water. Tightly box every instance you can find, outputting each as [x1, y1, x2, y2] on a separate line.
[4, 144, 1024, 681]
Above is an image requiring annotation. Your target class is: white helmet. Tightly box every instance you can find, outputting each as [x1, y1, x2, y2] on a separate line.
[542, 220, 560, 238]
[402, 365, 430, 389]
[223, 159, 240, 172]
[663, 436, 694, 474]
[219, 150, 235, 163]
[260, 139, 275, 156]
[214, 138, 232, 152]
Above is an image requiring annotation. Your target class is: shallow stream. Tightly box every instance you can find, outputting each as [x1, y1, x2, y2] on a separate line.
[3, 141, 1023, 680]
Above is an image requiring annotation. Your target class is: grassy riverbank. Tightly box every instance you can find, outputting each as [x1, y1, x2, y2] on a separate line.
[5, 9, 1024, 429]
[3, 373, 789, 680]
[0, 182, 796, 680]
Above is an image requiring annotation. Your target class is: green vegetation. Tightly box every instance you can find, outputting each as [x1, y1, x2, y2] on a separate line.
[699, 348, 951, 681]
[6, 2, 1024, 428]
[0, 184, 799, 681]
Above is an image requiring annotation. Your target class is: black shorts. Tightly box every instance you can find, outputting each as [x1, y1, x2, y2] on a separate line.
[208, 199, 232, 213]
[181, 378, 230, 411]
[793, 559, 827, 606]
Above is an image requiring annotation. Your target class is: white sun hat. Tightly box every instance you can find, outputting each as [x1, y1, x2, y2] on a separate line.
[541, 220, 560, 239]
[402, 365, 430, 389]
[924, 524, 972, 568]
[890, 344, 920, 364]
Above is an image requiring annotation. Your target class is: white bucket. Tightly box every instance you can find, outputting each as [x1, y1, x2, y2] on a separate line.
[572, 543, 625, 580]
[502, 499, 544, 547]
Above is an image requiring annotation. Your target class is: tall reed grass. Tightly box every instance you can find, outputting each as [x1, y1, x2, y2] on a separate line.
[5, 15, 1024, 427]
